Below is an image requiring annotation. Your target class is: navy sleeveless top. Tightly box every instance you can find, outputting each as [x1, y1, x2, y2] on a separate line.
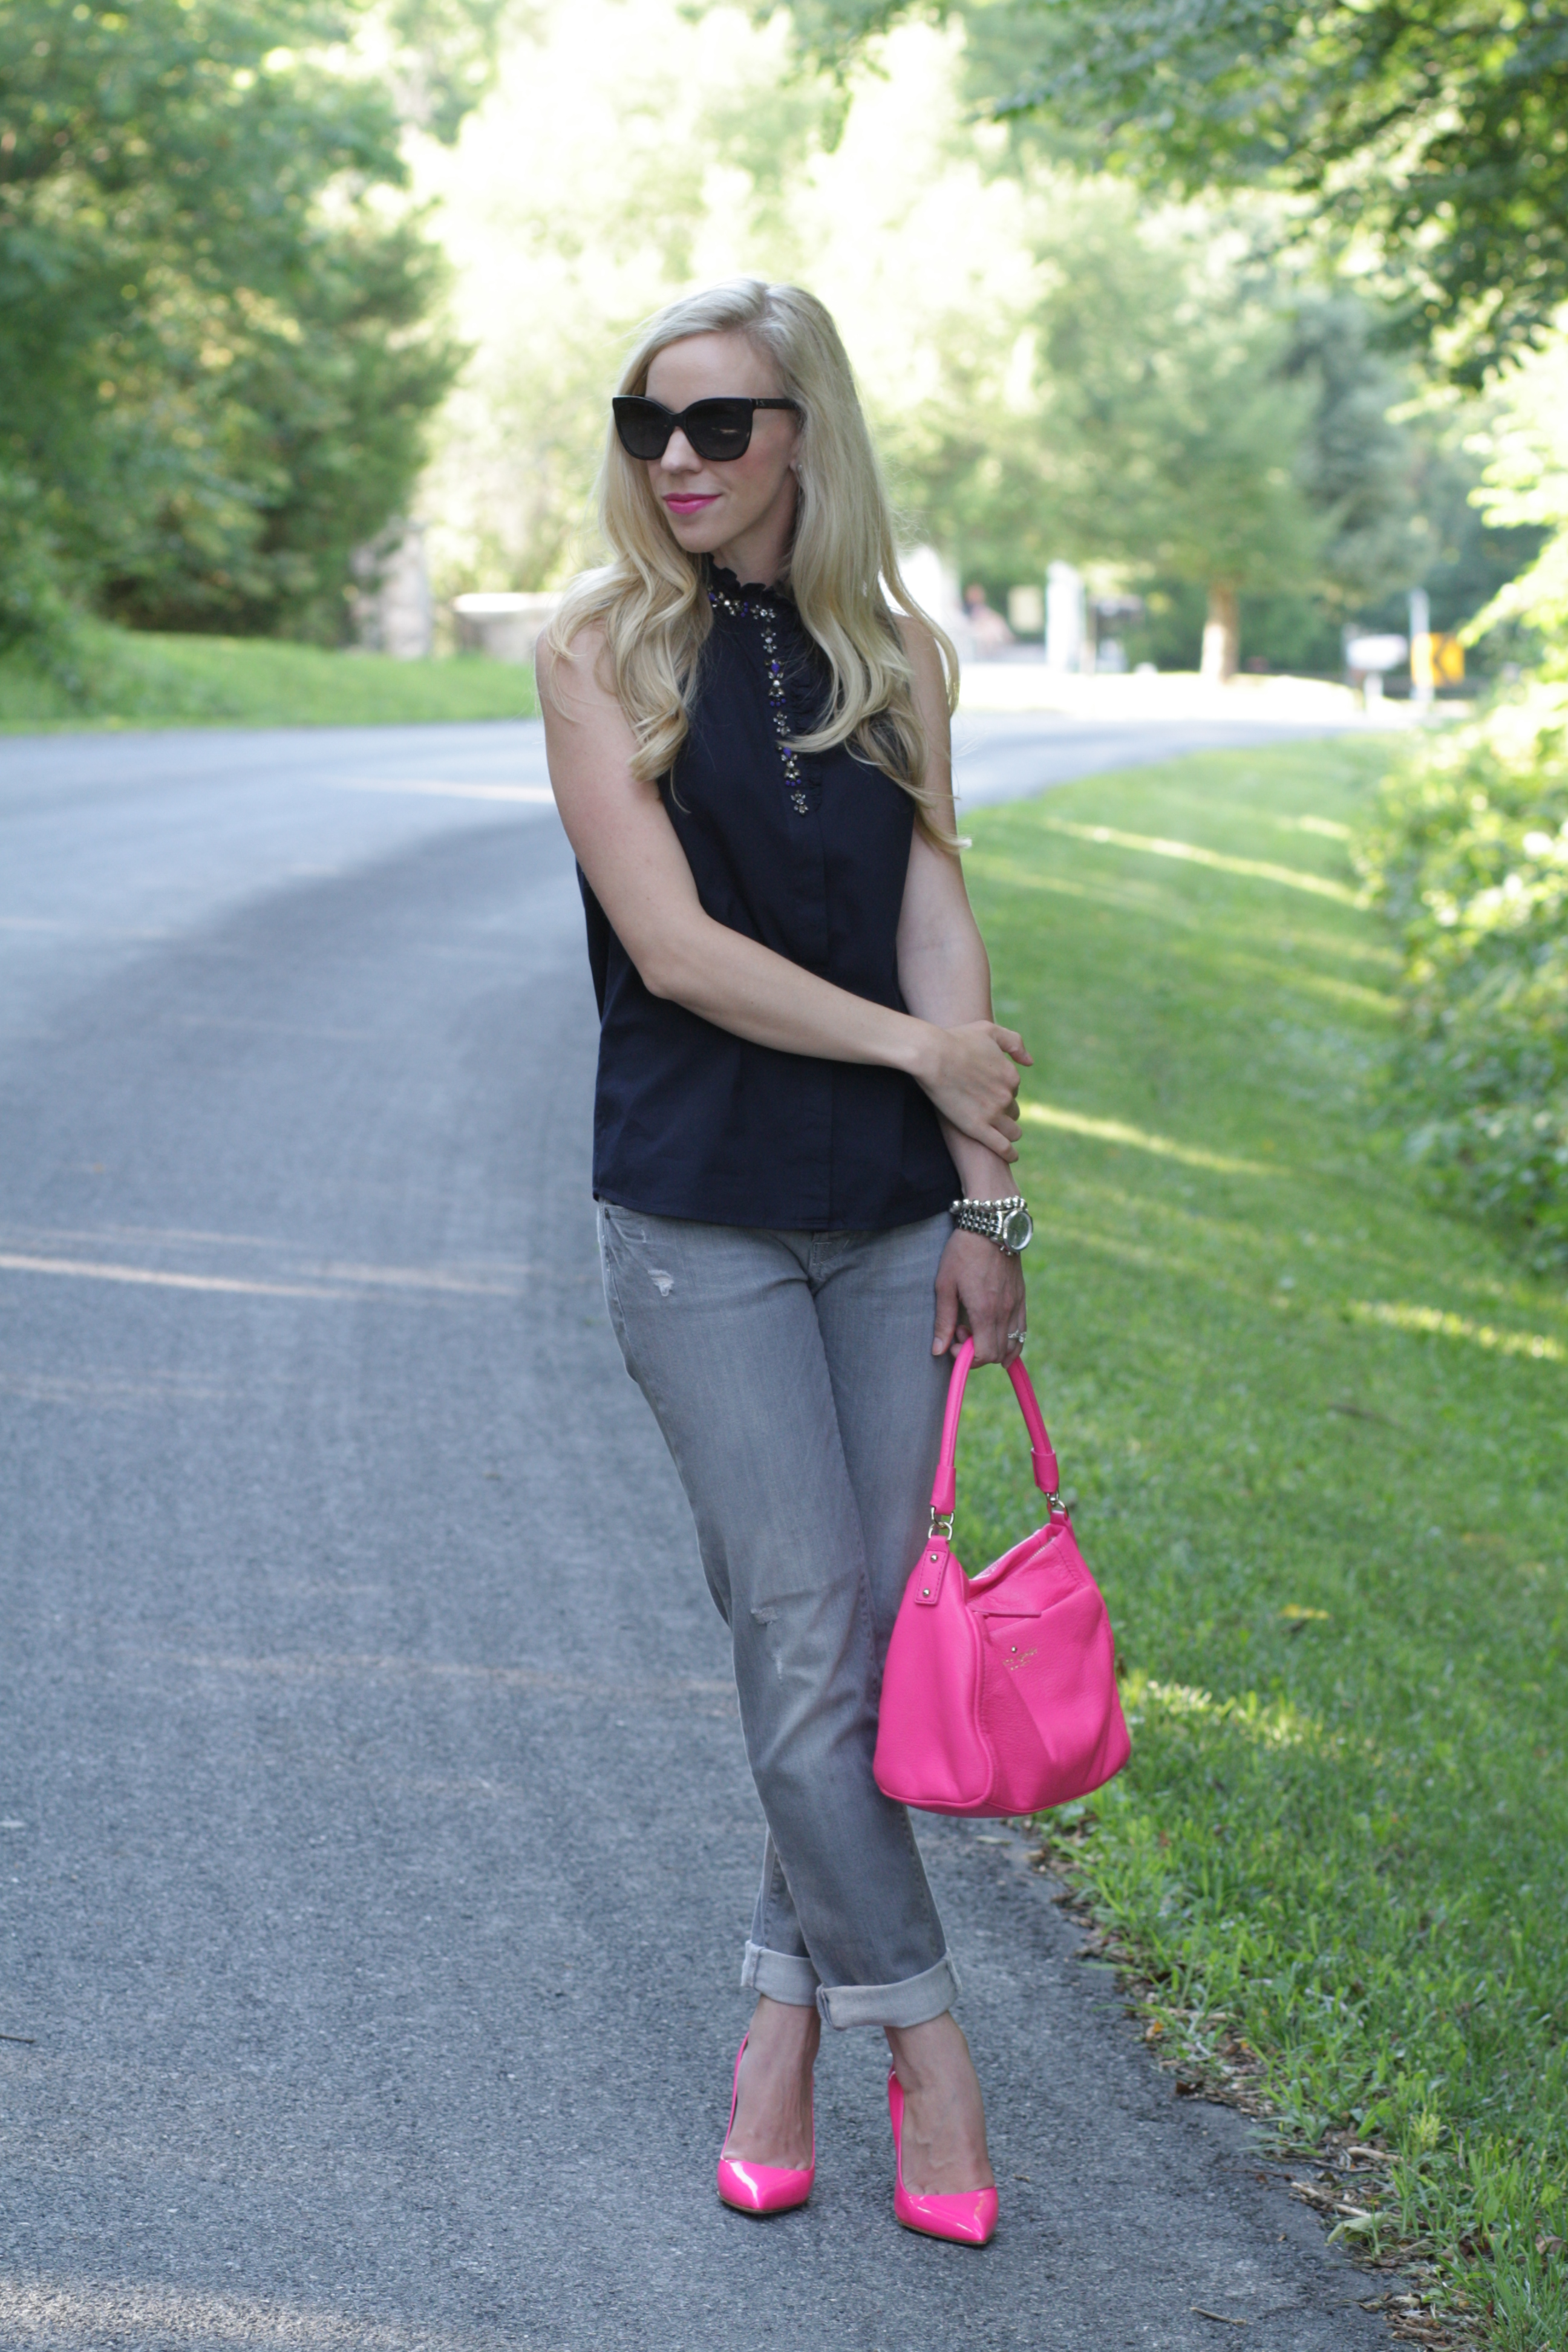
[580, 562, 959, 1230]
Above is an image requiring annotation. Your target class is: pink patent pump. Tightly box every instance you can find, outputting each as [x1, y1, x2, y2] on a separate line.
[716, 2034, 815, 2216]
[887, 2068, 999, 2247]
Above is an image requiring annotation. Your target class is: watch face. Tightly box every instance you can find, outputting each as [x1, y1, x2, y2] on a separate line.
[1002, 1206, 1034, 1253]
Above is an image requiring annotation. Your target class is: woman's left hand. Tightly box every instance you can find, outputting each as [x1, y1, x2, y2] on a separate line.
[932, 1229, 1028, 1365]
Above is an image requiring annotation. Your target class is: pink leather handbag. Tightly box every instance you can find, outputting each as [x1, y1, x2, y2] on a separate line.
[874, 1338, 1131, 1818]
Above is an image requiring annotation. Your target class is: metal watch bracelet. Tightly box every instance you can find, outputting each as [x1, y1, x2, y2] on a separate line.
[949, 1195, 1034, 1255]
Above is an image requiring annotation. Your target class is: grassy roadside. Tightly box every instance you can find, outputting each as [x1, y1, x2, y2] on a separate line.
[0, 620, 538, 731]
[956, 740, 1568, 2350]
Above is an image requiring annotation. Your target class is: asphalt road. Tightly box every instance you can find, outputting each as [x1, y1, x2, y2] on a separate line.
[0, 717, 1391, 2351]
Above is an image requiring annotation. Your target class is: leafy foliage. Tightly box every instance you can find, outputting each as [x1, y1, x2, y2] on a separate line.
[774, 0, 1568, 385]
[1279, 296, 1435, 630]
[414, 0, 849, 599]
[1462, 335, 1568, 668]
[1360, 696, 1568, 1272]
[0, 0, 490, 650]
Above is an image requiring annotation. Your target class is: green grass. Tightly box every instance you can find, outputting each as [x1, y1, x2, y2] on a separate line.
[0, 619, 538, 731]
[955, 740, 1568, 2348]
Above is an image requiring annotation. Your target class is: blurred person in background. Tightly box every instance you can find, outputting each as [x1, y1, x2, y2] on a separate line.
[963, 582, 1017, 654]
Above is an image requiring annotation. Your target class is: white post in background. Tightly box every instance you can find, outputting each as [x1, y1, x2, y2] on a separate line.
[1410, 586, 1433, 714]
[901, 546, 975, 662]
[1045, 561, 1084, 675]
[1007, 583, 1045, 642]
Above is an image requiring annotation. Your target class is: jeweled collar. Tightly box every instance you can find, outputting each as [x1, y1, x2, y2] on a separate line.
[702, 562, 809, 811]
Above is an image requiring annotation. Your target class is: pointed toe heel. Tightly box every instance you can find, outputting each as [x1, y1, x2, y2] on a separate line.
[716, 2034, 815, 2216]
[887, 2069, 998, 2247]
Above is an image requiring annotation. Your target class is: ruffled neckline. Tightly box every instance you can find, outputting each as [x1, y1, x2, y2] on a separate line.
[706, 557, 795, 607]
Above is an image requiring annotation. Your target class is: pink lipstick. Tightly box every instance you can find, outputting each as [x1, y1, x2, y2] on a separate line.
[664, 494, 719, 514]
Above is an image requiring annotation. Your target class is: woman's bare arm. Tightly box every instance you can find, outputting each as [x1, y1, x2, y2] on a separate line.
[895, 618, 1030, 1362]
[894, 622, 1022, 1201]
[538, 626, 1030, 1163]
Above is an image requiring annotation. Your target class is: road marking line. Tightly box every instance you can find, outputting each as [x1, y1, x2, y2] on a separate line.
[0, 1252, 342, 1298]
[0, 1252, 521, 1301]
[322, 777, 554, 804]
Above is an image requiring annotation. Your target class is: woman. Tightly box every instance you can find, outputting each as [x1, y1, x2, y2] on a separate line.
[539, 279, 1032, 2247]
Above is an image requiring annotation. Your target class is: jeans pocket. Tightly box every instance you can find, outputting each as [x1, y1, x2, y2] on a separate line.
[598, 1201, 651, 1251]
[598, 1204, 675, 1383]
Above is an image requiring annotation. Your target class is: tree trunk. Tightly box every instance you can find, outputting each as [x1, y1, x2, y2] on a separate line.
[1201, 583, 1240, 682]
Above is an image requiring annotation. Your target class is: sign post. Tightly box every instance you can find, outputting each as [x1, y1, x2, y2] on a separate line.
[1410, 588, 1432, 713]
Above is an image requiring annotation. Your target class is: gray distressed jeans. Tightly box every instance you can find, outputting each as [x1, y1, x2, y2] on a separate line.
[598, 1202, 960, 2030]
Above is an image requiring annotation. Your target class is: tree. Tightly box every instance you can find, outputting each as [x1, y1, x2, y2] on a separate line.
[773, 0, 1568, 385]
[413, 0, 849, 602]
[1461, 335, 1568, 673]
[877, 189, 1325, 677]
[1279, 298, 1425, 627]
[1204, 296, 1540, 673]
[0, 0, 497, 652]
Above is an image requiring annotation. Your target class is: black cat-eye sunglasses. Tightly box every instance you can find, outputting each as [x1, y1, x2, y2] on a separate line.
[612, 394, 800, 463]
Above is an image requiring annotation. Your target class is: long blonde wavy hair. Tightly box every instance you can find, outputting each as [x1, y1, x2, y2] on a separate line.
[544, 278, 958, 832]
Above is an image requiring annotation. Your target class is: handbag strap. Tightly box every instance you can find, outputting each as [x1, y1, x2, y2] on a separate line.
[929, 1336, 1062, 1522]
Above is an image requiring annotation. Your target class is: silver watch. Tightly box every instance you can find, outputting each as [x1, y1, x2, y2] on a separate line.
[950, 1195, 1034, 1255]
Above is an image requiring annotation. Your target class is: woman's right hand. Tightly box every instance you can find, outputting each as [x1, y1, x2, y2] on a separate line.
[914, 1020, 1031, 1160]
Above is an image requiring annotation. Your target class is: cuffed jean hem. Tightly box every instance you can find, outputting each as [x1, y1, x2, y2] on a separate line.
[814, 1952, 962, 2033]
[740, 1941, 820, 2008]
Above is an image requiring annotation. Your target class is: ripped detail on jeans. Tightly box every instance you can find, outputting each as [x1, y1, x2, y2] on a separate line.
[647, 1267, 675, 1297]
[750, 1589, 837, 1686]
[751, 1600, 788, 1682]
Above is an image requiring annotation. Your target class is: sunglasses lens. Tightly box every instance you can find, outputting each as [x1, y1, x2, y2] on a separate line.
[613, 396, 765, 462]
[683, 400, 754, 460]
[613, 398, 673, 460]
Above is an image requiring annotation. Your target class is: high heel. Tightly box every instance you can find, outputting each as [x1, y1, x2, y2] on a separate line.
[716, 2034, 815, 2216]
[887, 2068, 998, 2246]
